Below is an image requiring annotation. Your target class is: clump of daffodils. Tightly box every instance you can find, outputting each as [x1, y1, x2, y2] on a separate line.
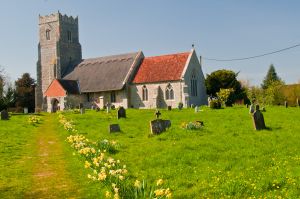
[60, 112, 172, 198]
[28, 115, 41, 125]
[180, 121, 203, 130]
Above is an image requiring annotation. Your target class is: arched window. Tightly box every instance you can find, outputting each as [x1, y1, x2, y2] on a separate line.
[111, 91, 116, 103]
[166, 83, 174, 100]
[46, 29, 51, 40]
[142, 85, 148, 101]
[67, 31, 72, 42]
[191, 70, 198, 96]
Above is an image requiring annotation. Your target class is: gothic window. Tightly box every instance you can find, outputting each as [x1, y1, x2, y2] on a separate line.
[142, 85, 148, 101]
[165, 83, 174, 100]
[46, 29, 51, 40]
[111, 91, 116, 103]
[191, 70, 198, 96]
[67, 31, 72, 42]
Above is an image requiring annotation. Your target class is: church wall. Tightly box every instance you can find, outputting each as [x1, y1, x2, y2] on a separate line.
[182, 51, 208, 106]
[130, 81, 183, 109]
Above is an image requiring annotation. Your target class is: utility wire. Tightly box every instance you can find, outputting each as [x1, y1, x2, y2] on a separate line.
[203, 43, 300, 61]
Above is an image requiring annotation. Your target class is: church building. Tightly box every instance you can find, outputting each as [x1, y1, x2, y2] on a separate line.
[36, 12, 207, 112]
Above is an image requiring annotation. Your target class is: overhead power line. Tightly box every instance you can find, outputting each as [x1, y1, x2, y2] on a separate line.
[203, 43, 300, 62]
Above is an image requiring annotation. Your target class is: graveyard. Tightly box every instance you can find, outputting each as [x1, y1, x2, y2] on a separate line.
[1, 106, 300, 198]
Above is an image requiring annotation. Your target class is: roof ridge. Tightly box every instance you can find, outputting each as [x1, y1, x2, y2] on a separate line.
[144, 51, 190, 59]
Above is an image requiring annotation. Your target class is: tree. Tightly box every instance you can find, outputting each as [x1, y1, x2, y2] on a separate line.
[205, 69, 247, 105]
[217, 88, 234, 106]
[15, 73, 35, 112]
[261, 64, 282, 89]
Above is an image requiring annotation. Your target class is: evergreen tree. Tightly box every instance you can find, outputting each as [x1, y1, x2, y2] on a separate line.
[15, 73, 35, 112]
[261, 64, 281, 89]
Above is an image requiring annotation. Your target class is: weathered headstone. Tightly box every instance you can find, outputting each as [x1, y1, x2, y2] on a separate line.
[297, 98, 300, 107]
[252, 105, 266, 130]
[80, 108, 85, 114]
[1, 110, 9, 120]
[191, 104, 195, 108]
[249, 104, 255, 114]
[178, 102, 183, 110]
[195, 106, 199, 113]
[24, 107, 28, 114]
[284, 101, 288, 108]
[167, 106, 172, 111]
[117, 107, 126, 119]
[150, 119, 171, 135]
[106, 103, 111, 113]
[109, 124, 120, 133]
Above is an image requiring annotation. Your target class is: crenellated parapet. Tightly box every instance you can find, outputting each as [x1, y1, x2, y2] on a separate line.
[39, 12, 78, 25]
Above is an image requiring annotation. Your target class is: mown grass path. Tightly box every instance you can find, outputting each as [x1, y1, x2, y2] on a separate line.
[25, 114, 78, 198]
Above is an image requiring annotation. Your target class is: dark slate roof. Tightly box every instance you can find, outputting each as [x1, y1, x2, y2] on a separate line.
[57, 79, 80, 94]
[63, 52, 140, 92]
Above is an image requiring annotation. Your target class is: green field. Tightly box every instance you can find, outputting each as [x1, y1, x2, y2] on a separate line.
[1, 106, 300, 198]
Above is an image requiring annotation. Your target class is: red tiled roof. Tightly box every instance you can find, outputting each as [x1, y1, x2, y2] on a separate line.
[132, 52, 190, 83]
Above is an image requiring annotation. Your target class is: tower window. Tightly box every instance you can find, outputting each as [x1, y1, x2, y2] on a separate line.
[142, 85, 148, 101]
[166, 83, 174, 100]
[46, 29, 51, 40]
[67, 31, 72, 42]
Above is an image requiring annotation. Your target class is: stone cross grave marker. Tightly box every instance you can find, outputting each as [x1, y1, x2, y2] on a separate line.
[252, 105, 266, 130]
[109, 124, 120, 133]
[117, 107, 126, 119]
[1, 109, 9, 120]
[155, 110, 161, 119]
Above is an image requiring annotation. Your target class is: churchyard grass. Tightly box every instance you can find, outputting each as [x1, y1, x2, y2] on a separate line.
[1, 107, 300, 198]
[62, 106, 300, 198]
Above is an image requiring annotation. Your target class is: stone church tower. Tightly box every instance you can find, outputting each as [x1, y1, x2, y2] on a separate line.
[36, 12, 82, 110]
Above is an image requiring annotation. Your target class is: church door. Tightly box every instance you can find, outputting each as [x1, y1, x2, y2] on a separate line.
[51, 98, 59, 113]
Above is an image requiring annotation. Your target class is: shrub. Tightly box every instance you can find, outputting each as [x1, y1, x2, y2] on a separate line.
[209, 99, 221, 109]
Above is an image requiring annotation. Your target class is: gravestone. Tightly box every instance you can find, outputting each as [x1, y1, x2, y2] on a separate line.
[1, 110, 9, 120]
[297, 98, 300, 107]
[109, 124, 120, 133]
[252, 105, 266, 130]
[24, 107, 28, 114]
[249, 104, 255, 114]
[261, 107, 266, 112]
[106, 103, 111, 113]
[150, 119, 171, 135]
[80, 108, 85, 114]
[79, 103, 83, 109]
[284, 101, 288, 108]
[246, 104, 249, 108]
[178, 103, 183, 110]
[195, 106, 199, 113]
[117, 107, 126, 119]
[167, 106, 172, 111]
[155, 110, 161, 119]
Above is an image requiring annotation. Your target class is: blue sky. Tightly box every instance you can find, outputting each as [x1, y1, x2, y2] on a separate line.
[0, 0, 299, 86]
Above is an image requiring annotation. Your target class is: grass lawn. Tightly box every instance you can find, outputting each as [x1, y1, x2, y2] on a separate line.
[1, 106, 300, 198]
[63, 106, 300, 198]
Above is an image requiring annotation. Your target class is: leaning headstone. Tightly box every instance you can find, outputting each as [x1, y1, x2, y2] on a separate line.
[284, 101, 288, 108]
[1, 110, 9, 120]
[109, 124, 120, 133]
[195, 106, 199, 113]
[167, 106, 172, 111]
[117, 107, 126, 119]
[252, 105, 266, 130]
[150, 119, 171, 135]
